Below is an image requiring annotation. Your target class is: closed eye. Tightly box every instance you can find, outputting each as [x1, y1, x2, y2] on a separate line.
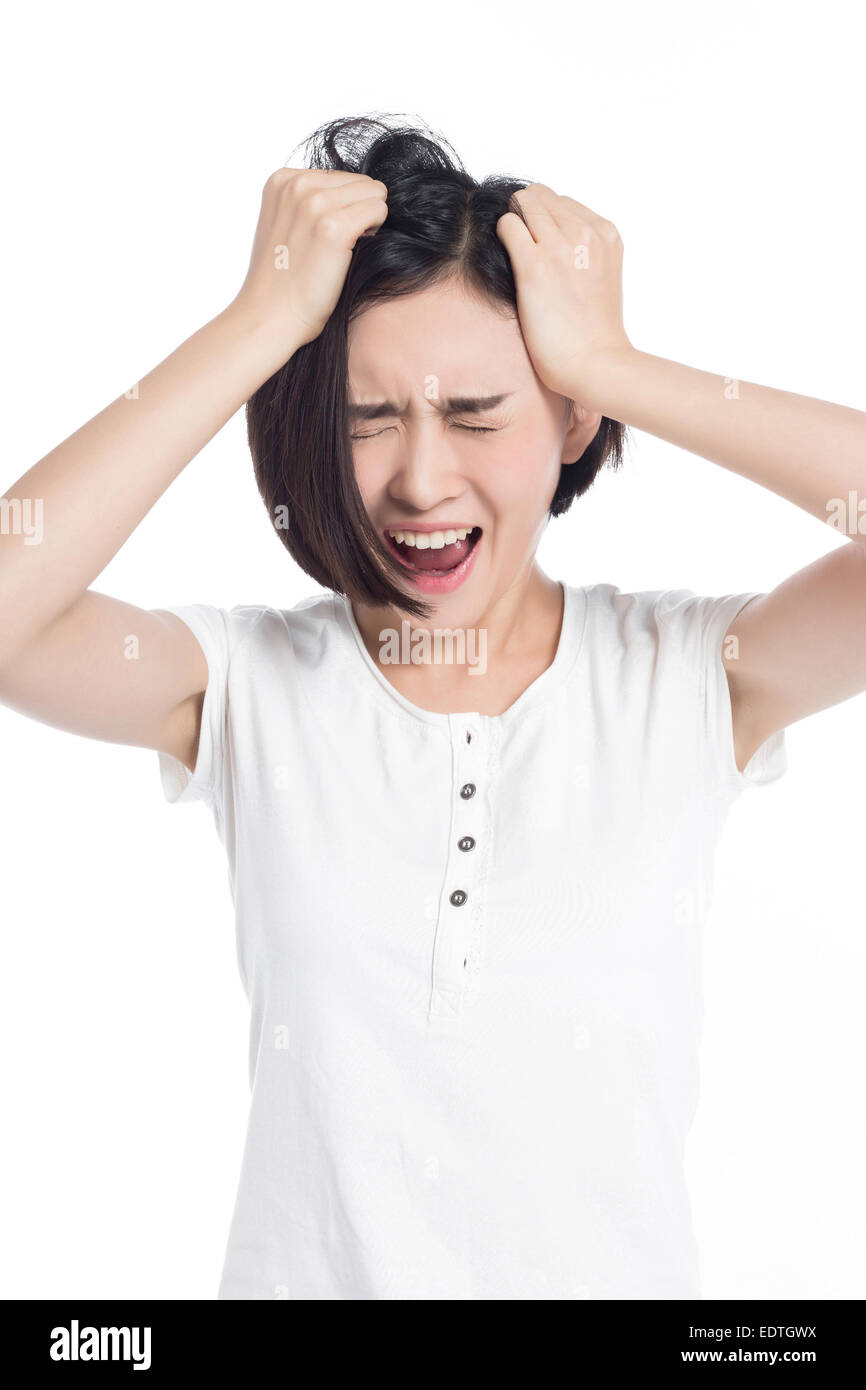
[350, 423, 499, 440]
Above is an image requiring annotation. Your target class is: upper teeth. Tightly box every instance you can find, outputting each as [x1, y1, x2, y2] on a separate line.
[387, 527, 474, 549]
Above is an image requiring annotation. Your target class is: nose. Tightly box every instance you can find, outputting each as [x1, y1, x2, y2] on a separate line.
[385, 420, 466, 514]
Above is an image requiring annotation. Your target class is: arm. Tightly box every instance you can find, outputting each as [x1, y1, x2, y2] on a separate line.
[567, 349, 866, 771]
[0, 301, 291, 771]
[497, 184, 866, 771]
[0, 168, 389, 771]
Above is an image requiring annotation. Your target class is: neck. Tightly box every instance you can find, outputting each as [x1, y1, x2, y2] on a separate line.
[350, 563, 565, 713]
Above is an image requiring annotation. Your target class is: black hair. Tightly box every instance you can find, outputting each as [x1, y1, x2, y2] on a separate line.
[247, 113, 627, 618]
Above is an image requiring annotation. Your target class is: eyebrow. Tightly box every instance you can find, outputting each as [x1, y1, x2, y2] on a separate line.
[346, 392, 514, 423]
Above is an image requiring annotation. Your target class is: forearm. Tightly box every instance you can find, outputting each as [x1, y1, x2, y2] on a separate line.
[582, 347, 866, 541]
[0, 297, 296, 663]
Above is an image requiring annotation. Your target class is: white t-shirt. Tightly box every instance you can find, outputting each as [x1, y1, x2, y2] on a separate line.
[157, 581, 787, 1300]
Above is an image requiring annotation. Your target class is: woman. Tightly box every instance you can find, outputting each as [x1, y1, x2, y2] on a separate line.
[2, 114, 863, 1301]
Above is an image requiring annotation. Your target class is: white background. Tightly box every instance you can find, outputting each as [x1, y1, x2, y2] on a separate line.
[1, 0, 864, 1299]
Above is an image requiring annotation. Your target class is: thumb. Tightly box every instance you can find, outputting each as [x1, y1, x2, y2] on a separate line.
[496, 210, 536, 268]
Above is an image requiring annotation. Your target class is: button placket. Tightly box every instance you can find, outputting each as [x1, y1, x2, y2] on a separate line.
[428, 715, 485, 1021]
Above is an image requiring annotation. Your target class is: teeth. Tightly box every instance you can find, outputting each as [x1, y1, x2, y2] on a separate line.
[388, 527, 475, 546]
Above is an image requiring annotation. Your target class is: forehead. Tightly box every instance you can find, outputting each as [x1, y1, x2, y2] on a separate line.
[347, 281, 528, 394]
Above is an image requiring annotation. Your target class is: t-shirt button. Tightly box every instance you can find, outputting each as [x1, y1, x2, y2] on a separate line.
[459, 782, 476, 800]
[449, 889, 468, 907]
[458, 836, 476, 852]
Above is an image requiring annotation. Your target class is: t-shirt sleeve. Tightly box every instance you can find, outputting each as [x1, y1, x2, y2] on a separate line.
[153, 603, 252, 809]
[652, 589, 788, 794]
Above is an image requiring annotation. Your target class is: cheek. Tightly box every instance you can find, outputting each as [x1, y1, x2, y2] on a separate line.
[479, 435, 562, 517]
[351, 449, 388, 506]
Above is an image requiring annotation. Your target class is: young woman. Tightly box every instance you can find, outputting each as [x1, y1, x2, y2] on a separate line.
[2, 114, 865, 1301]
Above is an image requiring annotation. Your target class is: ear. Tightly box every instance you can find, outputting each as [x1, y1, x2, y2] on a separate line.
[561, 399, 603, 465]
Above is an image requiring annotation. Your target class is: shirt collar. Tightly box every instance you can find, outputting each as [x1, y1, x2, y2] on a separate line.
[333, 581, 587, 728]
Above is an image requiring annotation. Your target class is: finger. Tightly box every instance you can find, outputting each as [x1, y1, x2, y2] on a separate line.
[339, 195, 390, 243]
[516, 182, 559, 201]
[507, 185, 561, 243]
[319, 177, 388, 211]
[496, 209, 538, 268]
[279, 166, 382, 184]
[273, 168, 385, 200]
[521, 184, 612, 239]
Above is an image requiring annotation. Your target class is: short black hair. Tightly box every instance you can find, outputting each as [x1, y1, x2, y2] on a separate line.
[247, 113, 628, 618]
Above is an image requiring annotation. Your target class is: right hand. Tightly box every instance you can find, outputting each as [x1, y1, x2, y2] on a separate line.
[233, 167, 389, 358]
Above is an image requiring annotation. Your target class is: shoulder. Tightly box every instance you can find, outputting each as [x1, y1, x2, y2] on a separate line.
[580, 582, 758, 646]
[578, 581, 692, 652]
[572, 584, 786, 789]
[231, 590, 341, 655]
[576, 582, 762, 693]
[159, 591, 344, 682]
[218, 591, 353, 690]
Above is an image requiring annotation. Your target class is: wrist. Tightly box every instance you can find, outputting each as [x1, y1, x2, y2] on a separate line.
[221, 294, 308, 378]
[571, 341, 641, 417]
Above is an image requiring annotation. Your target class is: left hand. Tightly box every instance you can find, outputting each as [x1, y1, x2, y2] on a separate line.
[496, 183, 632, 404]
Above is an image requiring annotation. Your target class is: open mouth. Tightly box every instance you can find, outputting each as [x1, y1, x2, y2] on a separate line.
[383, 526, 483, 594]
[385, 526, 481, 573]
